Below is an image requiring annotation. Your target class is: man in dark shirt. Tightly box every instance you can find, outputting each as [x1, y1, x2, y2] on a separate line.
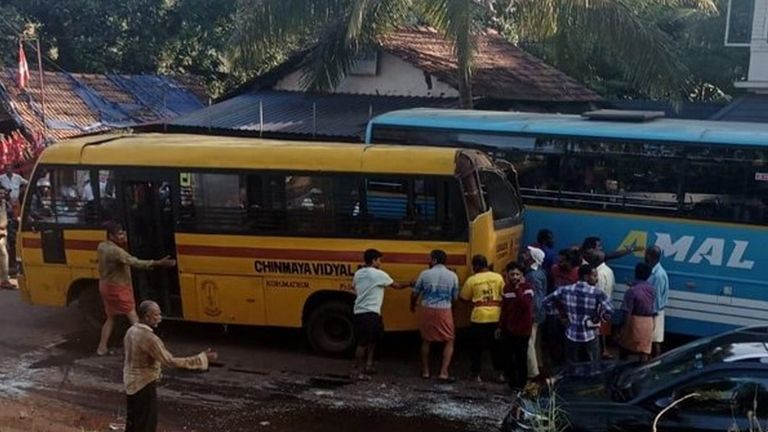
[618, 263, 656, 361]
[497, 262, 534, 391]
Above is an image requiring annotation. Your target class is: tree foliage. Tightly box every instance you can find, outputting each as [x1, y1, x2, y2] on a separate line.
[0, 0, 752, 102]
[0, 0, 240, 96]
[511, 0, 749, 101]
[229, 0, 736, 105]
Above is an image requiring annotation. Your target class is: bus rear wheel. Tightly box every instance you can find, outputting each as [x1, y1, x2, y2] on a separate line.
[78, 285, 106, 331]
[306, 301, 355, 356]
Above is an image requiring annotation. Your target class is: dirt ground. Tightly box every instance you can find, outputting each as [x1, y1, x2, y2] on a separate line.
[0, 288, 511, 432]
[0, 395, 116, 432]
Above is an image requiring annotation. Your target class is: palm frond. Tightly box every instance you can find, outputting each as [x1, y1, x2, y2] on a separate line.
[506, 0, 560, 39]
[228, 0, 351, 69]
[554, 0, 690, 99]
[419, 0, 485, 106]
[348, 0, 379, 41]
[649, 0, 718, 14]
[299, 19, 361, 91]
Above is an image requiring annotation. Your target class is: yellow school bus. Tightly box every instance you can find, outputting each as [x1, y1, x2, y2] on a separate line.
[18, 133, 524, 354]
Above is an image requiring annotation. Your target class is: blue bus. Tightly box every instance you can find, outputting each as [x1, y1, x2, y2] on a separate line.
[367, 108, 768, 337]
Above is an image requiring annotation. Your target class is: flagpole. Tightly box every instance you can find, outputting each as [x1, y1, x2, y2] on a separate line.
[34, 38, 45, 133]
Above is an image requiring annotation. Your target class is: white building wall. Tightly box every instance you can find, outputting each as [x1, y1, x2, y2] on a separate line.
[274, 52, 459, 98]
[739, 0, 768, 92]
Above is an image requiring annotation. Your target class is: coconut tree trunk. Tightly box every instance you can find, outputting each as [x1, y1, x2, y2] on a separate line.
[458, 67, 474, 109]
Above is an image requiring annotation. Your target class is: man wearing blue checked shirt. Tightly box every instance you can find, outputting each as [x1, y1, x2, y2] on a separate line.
[542, 264, 613, 366]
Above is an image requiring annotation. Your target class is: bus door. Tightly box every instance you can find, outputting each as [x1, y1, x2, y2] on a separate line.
[119, 172, 182, 317]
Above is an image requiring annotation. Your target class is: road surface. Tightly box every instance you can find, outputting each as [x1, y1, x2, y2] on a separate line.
[0, 289, 510, 431]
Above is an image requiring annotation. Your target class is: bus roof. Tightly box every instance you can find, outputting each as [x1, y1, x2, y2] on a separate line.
[39, 133, 461, 175]
[368, 109, 768, 147]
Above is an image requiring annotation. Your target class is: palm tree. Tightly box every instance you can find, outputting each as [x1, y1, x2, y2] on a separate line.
[229, 0, 717, 108]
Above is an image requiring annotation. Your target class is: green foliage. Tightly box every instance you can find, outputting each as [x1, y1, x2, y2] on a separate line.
[0, 0, 244, 97]
[510, 0, 748, 102]
[0, 0, 750, 101]
[229, 0, 727, 105]
[0, 6, 27, 67]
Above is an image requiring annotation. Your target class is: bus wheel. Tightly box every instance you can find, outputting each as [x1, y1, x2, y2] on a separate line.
[78, 286, 105, 331]
[306, 301, 355, 356]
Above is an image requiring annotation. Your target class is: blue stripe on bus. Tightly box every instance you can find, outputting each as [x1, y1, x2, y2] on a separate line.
[369, 108, 768, 147]
[523, 206, 768, 337]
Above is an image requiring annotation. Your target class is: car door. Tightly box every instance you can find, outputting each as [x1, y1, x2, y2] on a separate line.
[651, 371, 768, 432]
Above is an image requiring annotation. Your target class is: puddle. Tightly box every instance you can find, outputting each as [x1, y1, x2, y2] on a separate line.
[28, 331, 97, 369]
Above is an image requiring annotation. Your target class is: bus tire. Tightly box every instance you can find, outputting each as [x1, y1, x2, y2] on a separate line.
[78, 285, 105, 331]
[305, 301, 355, 356]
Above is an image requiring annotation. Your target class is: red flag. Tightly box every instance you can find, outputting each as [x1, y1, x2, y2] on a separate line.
[18, 41, 30, 90]
[0, 136, 8, 167]
[11, 132, 25, 163]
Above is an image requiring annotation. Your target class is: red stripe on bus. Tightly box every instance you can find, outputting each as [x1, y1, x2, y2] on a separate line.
[22, 238, 101, 250]
[22, 238, 467, 266]
[176, 245, 466, 266]
[66, 240, 102, 250]
[22, 238, 41, 248]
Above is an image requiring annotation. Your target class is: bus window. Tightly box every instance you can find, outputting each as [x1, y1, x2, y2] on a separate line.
[506, 151, 563, 205]
[479, 170, 521, 224]
[285, 176, 335, 234]
[178, 172, 245, 232]
[504, 138, 687, 215]
[98, 170, 118, 222]
[364, 176, 466, 240]
[559, 154, 682, 214]
[26, 167, 96, 225]
[683, 148, 768, 224]
[252, 174, 360, 236]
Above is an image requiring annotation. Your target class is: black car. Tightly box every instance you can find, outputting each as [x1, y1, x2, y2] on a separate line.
[503, 326, 768, 432]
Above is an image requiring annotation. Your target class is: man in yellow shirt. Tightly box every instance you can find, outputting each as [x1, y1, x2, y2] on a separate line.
[460, 254, 505, 383]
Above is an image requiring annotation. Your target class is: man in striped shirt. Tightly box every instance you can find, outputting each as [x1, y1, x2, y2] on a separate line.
[542, 264, 613, 366]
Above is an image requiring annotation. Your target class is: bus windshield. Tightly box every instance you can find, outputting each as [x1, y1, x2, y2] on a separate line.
[479, 169, 522, 223]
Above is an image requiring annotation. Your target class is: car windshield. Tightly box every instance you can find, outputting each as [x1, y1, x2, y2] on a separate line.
[619, 329, 768, 399]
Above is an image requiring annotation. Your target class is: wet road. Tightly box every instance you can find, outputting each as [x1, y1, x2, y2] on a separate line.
[0, 290, 510, 431]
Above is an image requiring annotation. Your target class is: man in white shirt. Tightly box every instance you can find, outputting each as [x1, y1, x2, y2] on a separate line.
[586, 250, 615, 359]
[646, 246, 669, 357]
[0, 166, 28, 205]
[351, 248, 409, 380]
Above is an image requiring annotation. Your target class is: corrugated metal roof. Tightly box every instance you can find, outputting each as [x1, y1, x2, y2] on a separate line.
[168, 90, 458, 140]
[0, 69, 208, 141]
[711, 94, 768, 122]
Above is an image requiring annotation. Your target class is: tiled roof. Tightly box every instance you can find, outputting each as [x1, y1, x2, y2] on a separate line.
[165, 90, 458, 140]
[0, 68, 208, 141]
[379, 27, 601, 102]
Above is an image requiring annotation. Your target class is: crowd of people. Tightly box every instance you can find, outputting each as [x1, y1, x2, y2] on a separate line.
[0, 165, 28, 290]
[350, 228, 670, 391]
[89, 222, 669, 431]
